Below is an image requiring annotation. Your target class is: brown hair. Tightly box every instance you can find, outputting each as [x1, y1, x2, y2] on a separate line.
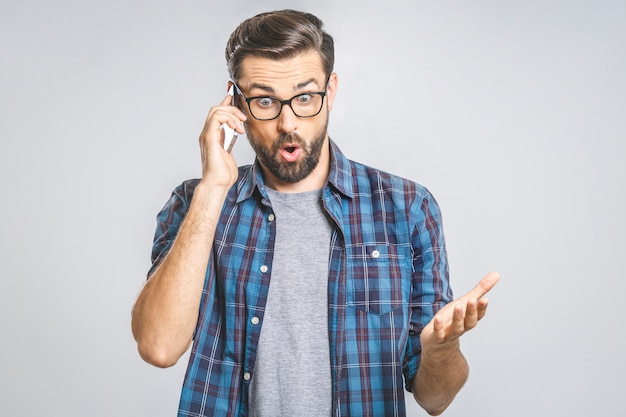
[225, 10, 334, 82]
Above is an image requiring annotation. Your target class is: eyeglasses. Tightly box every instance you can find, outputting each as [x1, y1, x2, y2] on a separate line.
[232, 82, 327, 121]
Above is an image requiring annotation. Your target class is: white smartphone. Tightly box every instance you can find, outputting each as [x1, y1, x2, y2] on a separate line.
[221, 85, 238, 153]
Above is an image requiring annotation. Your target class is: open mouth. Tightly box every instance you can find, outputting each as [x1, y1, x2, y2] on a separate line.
[279, 144, 302, 162]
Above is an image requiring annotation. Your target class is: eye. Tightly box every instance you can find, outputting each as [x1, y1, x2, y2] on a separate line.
[295, 94, 313, 105]
[256, 97, 276, 108]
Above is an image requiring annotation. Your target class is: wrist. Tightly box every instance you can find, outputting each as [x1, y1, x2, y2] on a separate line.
[195, 178, 233, 196]
[421, 339, 462, 364]
[186, 181, 232, 220]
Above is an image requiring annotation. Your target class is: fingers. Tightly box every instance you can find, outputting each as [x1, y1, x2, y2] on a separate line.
[435, 293, 492, 341]
[421, 272, 498, 350]
[458, 272, 498, 328]
[461, 299, 477, 330]
[476, 297, 489, 321]
[452, 303, 466, 335]
[195, 91, 248, 185]
[465, 296, 493, 330]
[432, 315, 444, 341]
[433, 301, 474, 343]
[219, 92, 234, 106]
[200, 95, 247, 147]
[217, 93, 246, 133]
[209, 98, 247, 133]
[466, 271, 500, 301]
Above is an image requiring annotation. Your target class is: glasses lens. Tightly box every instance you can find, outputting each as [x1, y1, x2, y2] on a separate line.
[249, 97, 281, 120]
[290, 93, 324, 117]
[249, 93, 324, 120]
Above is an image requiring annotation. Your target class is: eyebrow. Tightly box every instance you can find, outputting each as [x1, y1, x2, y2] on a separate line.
[248, 78, 320, 95]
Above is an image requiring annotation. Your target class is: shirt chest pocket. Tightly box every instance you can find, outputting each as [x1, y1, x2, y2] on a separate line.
[345, 243, 412, 316]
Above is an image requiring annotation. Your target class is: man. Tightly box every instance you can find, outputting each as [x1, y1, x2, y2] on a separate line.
[132, 9, 499, 417]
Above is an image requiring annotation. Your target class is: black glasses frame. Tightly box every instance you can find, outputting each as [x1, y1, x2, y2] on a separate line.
[231, 82, 327, 121]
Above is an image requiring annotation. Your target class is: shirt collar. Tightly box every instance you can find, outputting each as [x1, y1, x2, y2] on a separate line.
[235, 138, 355, 203]
[326, 139, 354, 198]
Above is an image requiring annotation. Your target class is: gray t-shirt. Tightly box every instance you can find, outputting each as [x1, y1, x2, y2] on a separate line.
[249, 188, 333, 417]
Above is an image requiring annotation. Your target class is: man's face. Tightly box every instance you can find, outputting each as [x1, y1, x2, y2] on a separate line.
[236, 50, 337, 190]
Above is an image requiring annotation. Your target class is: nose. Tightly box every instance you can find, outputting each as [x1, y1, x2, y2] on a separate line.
[276, 102, 298, 133]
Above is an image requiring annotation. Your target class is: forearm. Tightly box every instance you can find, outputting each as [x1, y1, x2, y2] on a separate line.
[131, 182, 229, 367]
[413, 340, 469, 416]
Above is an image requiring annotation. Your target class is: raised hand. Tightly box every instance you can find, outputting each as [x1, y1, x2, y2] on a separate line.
[198, 88, 247, 188]
[420, 272, 500, 351]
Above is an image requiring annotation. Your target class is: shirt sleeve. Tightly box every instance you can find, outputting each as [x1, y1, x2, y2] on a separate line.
[147, 180, 199, 279]
[403, 186, 453, 392]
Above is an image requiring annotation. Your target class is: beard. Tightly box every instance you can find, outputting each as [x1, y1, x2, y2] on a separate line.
[246, 114, 329, 184]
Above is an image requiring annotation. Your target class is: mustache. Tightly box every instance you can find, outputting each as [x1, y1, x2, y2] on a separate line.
[271, 133, 306, 151]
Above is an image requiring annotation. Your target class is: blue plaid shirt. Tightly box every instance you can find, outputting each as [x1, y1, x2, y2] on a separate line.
[150, 141, 453, 417]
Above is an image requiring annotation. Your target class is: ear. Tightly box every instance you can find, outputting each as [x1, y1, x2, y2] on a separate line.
[326, 72, 338, 112]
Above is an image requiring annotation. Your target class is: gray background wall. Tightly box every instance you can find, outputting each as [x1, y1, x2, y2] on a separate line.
[1, 0, 624, 415]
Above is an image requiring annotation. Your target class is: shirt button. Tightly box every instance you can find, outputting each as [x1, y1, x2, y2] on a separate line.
[371, 250, 380, 258]
[268, 213, 275, 222]
[260, 265, 269, 273]
[243, 372, 251, 381]
[251, 316, 259, 325]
